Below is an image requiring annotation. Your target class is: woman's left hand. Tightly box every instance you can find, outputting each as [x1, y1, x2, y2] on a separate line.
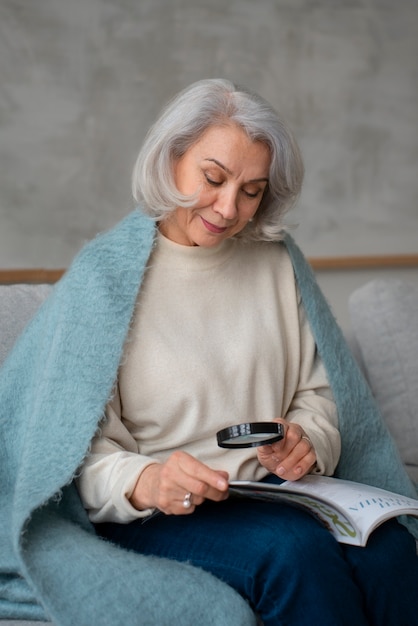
[256, 418, 316, 481]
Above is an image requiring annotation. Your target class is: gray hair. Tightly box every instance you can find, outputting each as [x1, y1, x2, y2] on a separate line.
[132, 78, 304, 242]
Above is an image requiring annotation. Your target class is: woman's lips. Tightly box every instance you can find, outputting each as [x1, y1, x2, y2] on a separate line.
[200, 216, 228, 234]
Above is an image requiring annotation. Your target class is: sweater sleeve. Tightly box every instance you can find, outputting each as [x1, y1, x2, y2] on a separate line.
[285, 295, 341, 476]
[76, 386, 159, 523]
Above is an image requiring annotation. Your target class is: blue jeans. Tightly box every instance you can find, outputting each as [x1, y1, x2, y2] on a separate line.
[96, 482, 418, 626]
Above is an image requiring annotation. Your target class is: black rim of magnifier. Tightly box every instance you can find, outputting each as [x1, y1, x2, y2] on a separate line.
[216, 422, 284, 448]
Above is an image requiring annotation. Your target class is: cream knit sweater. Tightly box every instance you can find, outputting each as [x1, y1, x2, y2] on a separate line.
[78, 234, 340, 522]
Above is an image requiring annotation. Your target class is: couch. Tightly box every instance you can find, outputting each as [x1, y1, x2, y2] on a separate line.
[1, 277, 417, 625]
[348, 278, 418, 486]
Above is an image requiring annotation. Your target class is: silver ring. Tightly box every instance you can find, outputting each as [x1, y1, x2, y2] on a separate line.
[301, 435, 312, 448]
[183, 492, 192, 509]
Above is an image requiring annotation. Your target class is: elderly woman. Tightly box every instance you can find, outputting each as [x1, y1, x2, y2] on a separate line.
[73, 79, 418, 625]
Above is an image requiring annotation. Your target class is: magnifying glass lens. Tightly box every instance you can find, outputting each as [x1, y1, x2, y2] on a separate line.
[216, 422, 284, 449]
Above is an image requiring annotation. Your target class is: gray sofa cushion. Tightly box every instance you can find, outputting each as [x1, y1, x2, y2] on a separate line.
[0, 288, 53, 625]
[349, 279, 418, 484]
[0, 284, 52, 367]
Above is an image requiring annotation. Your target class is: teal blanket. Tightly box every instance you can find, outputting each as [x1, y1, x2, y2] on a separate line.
[1, 210, 416, 623]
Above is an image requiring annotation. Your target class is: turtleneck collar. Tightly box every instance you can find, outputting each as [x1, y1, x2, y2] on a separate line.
[152, 231, 236, 270]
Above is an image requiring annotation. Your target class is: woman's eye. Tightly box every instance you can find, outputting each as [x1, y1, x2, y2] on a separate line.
[243, 189, 261, 199]
[205, 175, 222, 187]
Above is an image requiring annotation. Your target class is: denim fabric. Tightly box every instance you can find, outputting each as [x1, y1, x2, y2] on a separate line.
[97, 482, 418, 626]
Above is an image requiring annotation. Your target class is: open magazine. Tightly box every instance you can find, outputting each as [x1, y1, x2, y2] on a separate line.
[229, 475, 418, 546]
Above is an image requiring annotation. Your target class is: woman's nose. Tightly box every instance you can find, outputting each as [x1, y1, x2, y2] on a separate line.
[213, 187, 238, 220]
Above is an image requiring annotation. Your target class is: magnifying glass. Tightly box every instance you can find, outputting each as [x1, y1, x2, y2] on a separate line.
[216, 422, 284, 449]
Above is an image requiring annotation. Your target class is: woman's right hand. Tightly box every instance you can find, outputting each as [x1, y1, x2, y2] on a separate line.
[129, 451, 229, 515]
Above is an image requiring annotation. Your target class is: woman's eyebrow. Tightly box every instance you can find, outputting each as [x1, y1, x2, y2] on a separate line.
[204, 158, 268, 183]
[204, 158, 233, 175]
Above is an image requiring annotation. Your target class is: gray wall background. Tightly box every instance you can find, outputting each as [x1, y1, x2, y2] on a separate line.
[1, 0, 417, 328]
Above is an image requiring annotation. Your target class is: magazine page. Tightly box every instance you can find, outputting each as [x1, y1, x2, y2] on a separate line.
[229, 475, 418, 546]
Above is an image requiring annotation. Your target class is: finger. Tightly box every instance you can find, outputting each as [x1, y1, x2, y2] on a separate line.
[179, 477, 229, 504]
[177, 491, 198, 515]
[175, 478, 226, 516]
[161, 451, 226, 492]
[257, 420, 289, 459]
[257, 439, 292, 469]
[176, 452, 229, 494]
[275, 440, 316, 479]
[163, 452, 229, 511]
[269, 423, 309, 458]
[256, 444, 283, 474]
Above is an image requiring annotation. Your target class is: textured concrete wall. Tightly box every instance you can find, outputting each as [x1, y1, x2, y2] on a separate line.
[1, 0, 417, 326]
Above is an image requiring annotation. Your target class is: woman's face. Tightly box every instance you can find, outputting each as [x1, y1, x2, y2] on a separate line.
[159, 124, 271, 247]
